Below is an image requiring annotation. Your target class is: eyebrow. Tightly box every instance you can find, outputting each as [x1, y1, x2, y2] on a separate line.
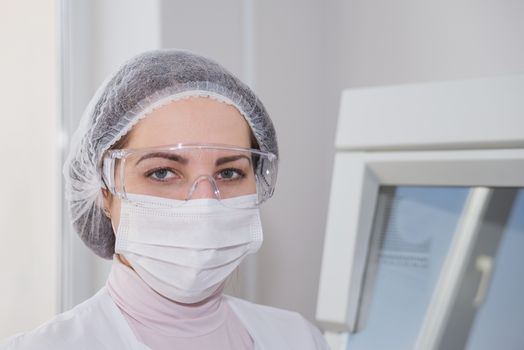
[135, 152, 251, 166]
[216, 155, 251, 166]
[136, 152, 189, 165]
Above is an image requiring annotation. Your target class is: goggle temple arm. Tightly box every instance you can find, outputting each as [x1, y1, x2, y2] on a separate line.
[102, 156, 116, 194]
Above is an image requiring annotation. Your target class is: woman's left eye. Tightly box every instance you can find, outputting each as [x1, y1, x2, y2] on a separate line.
[216, 168, 244, 181]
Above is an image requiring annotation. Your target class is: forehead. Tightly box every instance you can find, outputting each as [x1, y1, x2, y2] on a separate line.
[124, 97, 252, 149]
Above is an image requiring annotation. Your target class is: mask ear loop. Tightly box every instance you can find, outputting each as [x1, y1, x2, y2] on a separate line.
[185, 175, 221, 201]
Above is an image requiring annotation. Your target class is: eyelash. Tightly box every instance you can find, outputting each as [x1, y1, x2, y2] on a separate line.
[144, 167, 178, 182]
[216, 168, 246, 181]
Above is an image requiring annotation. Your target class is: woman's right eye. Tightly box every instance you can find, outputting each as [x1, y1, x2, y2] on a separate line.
[146, 168, 178, 182]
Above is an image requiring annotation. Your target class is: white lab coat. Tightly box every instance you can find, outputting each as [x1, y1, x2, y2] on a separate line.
[1, 287, 329, 350]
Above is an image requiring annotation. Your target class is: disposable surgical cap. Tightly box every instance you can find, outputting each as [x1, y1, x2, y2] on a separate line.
[64, 49, 278, 259]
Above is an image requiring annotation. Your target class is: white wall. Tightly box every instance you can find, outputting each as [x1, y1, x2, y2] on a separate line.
[0, 0, 59, 338]
[161, 0, 245, 79]
[329, 0, 524, 88]
[252, 0, 338, 323]
[62, 0, 162, 310]
[89, 0, 162, 295]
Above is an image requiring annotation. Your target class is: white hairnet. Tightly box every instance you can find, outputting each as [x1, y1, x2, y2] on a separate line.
[64, 49, 278, 259]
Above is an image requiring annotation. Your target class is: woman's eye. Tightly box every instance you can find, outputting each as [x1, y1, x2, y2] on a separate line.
[147, 168, 177, 181]
[216, 168, 244, 181]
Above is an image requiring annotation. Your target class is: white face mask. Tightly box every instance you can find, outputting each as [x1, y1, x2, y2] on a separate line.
[114, 193, 263, 304]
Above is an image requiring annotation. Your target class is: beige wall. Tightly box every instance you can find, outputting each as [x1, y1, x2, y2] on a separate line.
[0, 0, 59, 338]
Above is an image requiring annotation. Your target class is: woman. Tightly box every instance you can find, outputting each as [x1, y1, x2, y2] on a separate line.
[1, 50, 329, 349]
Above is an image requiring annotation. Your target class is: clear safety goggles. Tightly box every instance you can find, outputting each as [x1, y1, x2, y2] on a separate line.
[102, 144, 278, 209]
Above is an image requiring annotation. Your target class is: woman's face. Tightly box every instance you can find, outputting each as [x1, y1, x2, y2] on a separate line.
[103, 96, 252, 232]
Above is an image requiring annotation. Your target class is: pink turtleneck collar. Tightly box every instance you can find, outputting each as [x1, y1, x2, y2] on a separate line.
[107, 257, 253, 349]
